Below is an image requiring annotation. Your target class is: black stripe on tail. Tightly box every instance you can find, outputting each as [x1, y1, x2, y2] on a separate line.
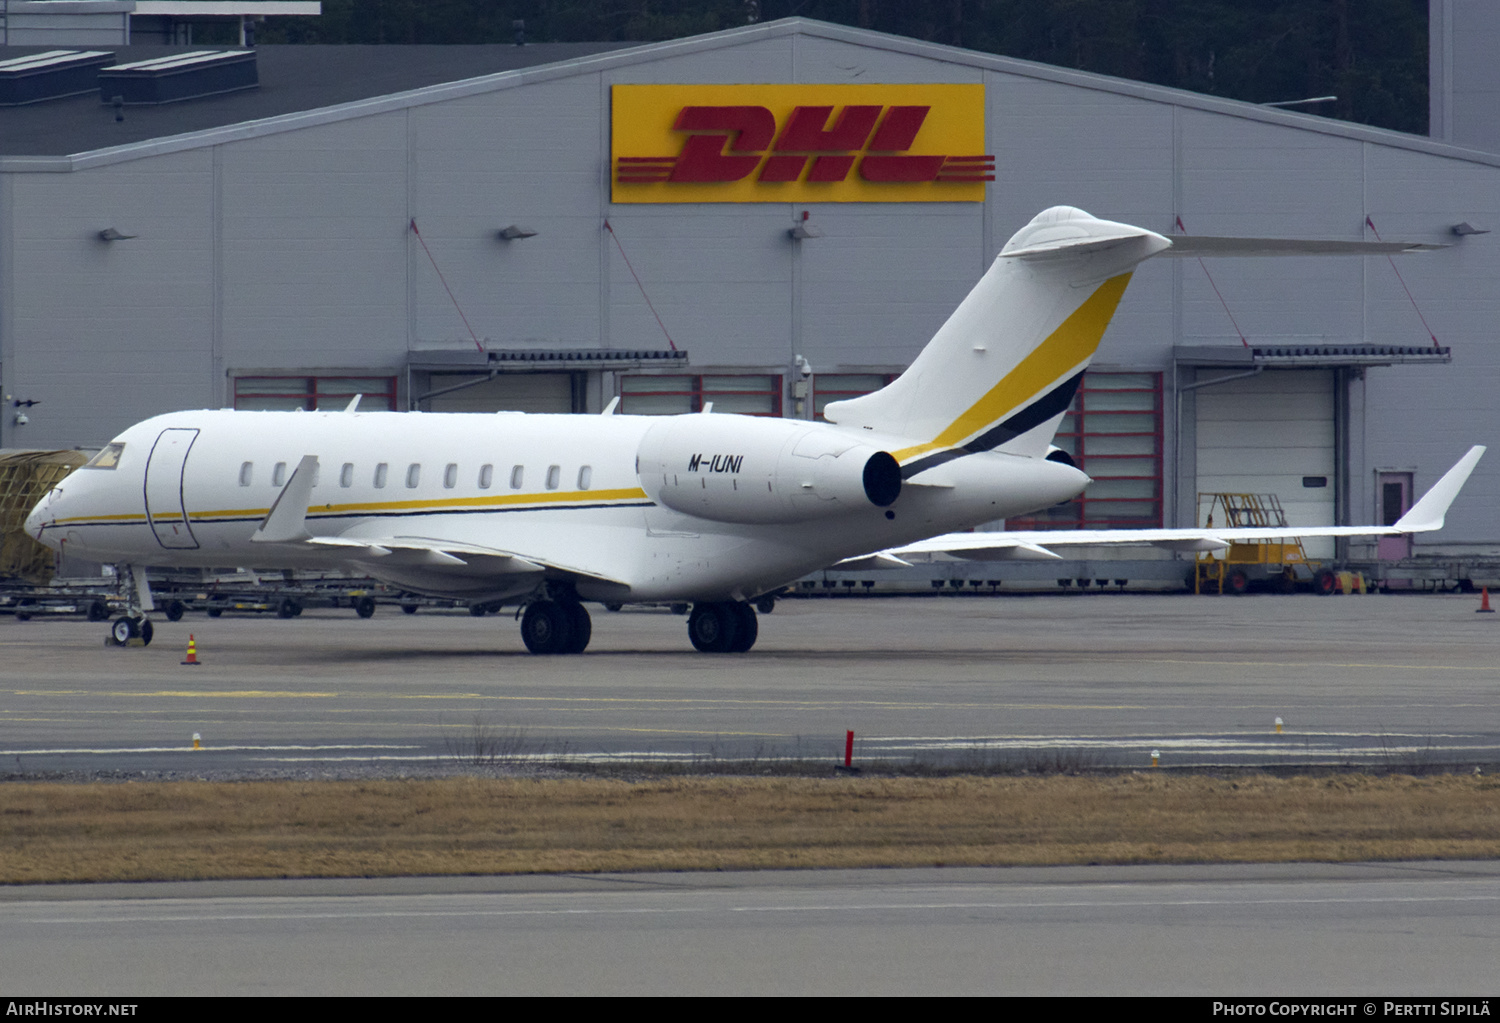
[899, 370, 1086, 480]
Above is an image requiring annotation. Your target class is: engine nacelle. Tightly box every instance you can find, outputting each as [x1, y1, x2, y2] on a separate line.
[637, 415, 901, 524]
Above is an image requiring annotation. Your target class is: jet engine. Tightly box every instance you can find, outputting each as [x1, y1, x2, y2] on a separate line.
[636, 414, 901, 524]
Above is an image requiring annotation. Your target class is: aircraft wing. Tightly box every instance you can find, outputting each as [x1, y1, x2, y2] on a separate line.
[303, 532, 632, 588]
[862, 445, 1485, 564]
[248, 457, 632, 588]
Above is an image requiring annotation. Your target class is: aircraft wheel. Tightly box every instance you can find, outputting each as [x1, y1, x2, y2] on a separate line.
[354, 596, 377, 619]
[561, 601, 592, 654]
[110, 617, 136, 645]
[521, 600, 573, 655]
[163, 599, 185, 622]
[755, 596, 775, 615]
[728, 602, 758, 652]
[87, 600, 109, 622]
[139, 619, 154, 646]
[688, 602, 739, 653]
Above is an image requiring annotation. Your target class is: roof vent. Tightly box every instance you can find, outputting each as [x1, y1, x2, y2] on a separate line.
[0, 50, 116, 106]
[97, 50, 258, 106]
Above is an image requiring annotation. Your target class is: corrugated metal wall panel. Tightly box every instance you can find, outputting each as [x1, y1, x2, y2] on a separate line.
[219, 111, 409, 365]
[1196, 369, 1336, 557]
[8, 148, 215, 449]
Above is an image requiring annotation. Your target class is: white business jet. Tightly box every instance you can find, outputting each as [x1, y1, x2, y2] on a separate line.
[23, 207, 1482, 653]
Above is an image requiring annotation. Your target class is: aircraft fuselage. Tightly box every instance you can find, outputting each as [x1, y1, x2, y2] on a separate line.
[27, 408, 1089, 604]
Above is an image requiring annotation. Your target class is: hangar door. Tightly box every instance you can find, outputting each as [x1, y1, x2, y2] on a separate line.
[426, 372, 578, 413]
[1195, 370, 1335, 558]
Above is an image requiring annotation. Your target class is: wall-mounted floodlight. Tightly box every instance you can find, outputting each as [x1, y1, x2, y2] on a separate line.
[97, 228, 137, 242]
[788, 211, 821, 240]
[1452, 222, 1490, 236]
[497, 225, 538, 241]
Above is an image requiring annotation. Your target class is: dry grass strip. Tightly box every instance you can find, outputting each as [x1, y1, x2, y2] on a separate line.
[2, 773, 1498, 884]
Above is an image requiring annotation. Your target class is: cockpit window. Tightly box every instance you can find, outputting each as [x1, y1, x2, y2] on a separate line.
[84, 443, 125, 470]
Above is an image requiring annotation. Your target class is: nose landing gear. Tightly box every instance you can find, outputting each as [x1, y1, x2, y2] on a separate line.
[107, 615, 154, 647]
[104, 563, 155, 647]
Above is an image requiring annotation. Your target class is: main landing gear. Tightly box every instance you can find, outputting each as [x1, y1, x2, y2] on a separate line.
[520, 598, 592, 655]
[513, 591, 761, 654]
[687, 601, 758, 653]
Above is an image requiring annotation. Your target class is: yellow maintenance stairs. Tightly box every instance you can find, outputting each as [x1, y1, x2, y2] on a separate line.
[1191, 491, 1333, 595]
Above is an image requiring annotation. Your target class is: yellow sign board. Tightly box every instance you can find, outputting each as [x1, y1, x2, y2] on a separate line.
[611, 84, 990, 203]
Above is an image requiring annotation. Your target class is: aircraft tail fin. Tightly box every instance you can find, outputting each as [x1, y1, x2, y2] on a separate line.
[823, 207, 1169, 477]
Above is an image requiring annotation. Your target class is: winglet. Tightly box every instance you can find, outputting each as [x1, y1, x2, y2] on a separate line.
[251, 455, 319, 543]
[1393, 446, 1485, 533]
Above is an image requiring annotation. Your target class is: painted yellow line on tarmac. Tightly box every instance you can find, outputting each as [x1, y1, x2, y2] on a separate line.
[1142, 658, 1500, 673]
[6, 688, 1143, 712]
[392, 693, 1147, 710]
[12, 689, 339, 698]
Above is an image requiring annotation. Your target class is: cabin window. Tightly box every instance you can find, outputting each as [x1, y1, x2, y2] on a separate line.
[510, 465, 524, 490]
[339, 463, 354, 488]
[406, 464, 421, 489]
[478, 464, 494, 489]
[546, 465, 560, 490]
[83, 443, 125, 470]
[443, 463, 458, 489]
[577, 466, 592, 490]
[272, 462, 287, 487]
[374, 463, 388, 488]
[238, 461, 253, 487]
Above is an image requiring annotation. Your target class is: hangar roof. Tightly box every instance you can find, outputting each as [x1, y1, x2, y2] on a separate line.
[0, 41, 632, 157]
[3, 18, 1499, 171]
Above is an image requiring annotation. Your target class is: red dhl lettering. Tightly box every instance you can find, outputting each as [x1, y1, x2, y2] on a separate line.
[615, 104, 994, 186]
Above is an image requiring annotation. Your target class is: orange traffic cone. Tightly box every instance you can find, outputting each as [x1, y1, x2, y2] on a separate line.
[1479, 588, 1495, 614]
[181, 634, 202, 664]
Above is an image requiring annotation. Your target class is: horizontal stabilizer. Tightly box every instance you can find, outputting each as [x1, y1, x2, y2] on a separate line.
[1162, 236, 1445, 258]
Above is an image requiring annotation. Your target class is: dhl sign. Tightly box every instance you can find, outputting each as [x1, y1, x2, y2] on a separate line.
[611, 84, 991, 203]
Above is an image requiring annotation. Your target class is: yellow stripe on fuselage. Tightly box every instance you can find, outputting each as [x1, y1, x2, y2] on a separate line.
[53, 487, 651, 529]
[890, 272, 1132, 463]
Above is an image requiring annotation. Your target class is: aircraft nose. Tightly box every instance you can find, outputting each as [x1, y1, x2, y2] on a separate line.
[24, 490, 58, 547]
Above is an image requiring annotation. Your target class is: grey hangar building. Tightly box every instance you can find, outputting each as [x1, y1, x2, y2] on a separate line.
[1, 15, 1497, 592]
